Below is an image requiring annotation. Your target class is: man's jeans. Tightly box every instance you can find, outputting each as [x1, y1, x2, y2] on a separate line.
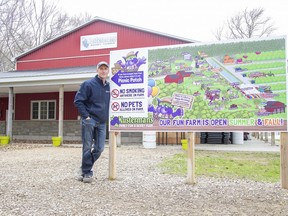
[81, 118, 106, 176]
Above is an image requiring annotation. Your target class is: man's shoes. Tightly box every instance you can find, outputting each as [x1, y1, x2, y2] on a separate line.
[76, 168, 84, 181]
[76, 168, 93, 183]
[83, 175, 93, 183]
[77, 174, 84, 182]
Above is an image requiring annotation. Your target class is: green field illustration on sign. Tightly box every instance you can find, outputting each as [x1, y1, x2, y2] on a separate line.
[109, 37, 287, 132]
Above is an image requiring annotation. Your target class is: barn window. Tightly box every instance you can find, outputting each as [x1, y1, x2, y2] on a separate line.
[31, 101, 56, 120]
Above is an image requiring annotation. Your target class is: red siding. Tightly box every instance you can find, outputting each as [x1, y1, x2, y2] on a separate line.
[17, 21, 190, 70]
[64, 92, 79, 120]
[0, 97, 8, 121]
[15, 92, 78, 120]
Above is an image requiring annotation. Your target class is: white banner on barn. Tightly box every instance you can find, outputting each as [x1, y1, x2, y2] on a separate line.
[80, 32, 117, 51]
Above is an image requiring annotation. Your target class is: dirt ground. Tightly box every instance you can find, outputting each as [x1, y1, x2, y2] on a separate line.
[0, 144, 287, 216]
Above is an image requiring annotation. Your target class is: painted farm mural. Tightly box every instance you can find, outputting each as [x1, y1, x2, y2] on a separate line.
[109, 37, 287, 132]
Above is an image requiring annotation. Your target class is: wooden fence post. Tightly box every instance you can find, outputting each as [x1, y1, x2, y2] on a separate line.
[264, 132, 268, 143]
[255, 132, 259, 139]
[271, 132, 275, 146]
[260, 132, 264, 141]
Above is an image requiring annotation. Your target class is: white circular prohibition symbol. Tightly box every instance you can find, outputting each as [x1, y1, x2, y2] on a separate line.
[111, 102, 120, 111]
[111, 89, 119, 98]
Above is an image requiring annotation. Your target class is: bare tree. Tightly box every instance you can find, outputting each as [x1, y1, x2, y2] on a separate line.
[214, 8, 276, 40]
[0, 0, 92, 71]
[214, 25, 225, 41]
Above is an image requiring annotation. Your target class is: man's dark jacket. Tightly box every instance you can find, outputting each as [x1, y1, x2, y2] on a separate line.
[74, 75, 110, 123]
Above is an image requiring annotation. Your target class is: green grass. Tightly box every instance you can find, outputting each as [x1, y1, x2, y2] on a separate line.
[158, 151, 280, 182]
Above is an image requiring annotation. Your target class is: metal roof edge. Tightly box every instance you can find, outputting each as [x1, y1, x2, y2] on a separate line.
[0, 65, 97, 85]
[0, 76, 94, 88]
[13, 16, 198, 61]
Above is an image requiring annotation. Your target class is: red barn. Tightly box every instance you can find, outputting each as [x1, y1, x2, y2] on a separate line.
[164, 74, 184, 84]
[0, 17, 196, 143]
[176, 70, 193, 78]
[164, 70, 193, 84]
[264, 101, 286, 114]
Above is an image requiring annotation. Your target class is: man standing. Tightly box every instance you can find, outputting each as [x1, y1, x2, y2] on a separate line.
[74, 61, 110, 183]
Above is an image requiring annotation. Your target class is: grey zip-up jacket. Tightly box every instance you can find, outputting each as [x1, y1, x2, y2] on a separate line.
[74, 75, 110, 123]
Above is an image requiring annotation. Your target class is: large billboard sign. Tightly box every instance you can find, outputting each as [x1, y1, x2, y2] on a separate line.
[109, 36, 287, 132]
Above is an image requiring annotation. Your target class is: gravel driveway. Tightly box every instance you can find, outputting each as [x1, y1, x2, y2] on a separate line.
[0, 144, 288, 216]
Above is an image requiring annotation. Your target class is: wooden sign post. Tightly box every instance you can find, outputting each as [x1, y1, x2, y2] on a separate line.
[280, 132, 288, 189]
[109, 132, 117, 180]
[186, 132, 196, 184]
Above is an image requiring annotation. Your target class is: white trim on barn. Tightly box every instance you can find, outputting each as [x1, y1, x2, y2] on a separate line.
[0, 65, 97, 94]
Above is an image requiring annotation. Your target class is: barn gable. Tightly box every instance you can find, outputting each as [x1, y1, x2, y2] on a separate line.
[15, 17, 196, 71]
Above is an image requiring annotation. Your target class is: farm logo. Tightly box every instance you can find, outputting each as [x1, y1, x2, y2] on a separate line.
[110, 116, 153, 126]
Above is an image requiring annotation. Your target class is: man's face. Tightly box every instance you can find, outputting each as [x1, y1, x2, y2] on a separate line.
[97, 65, 109, 80]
